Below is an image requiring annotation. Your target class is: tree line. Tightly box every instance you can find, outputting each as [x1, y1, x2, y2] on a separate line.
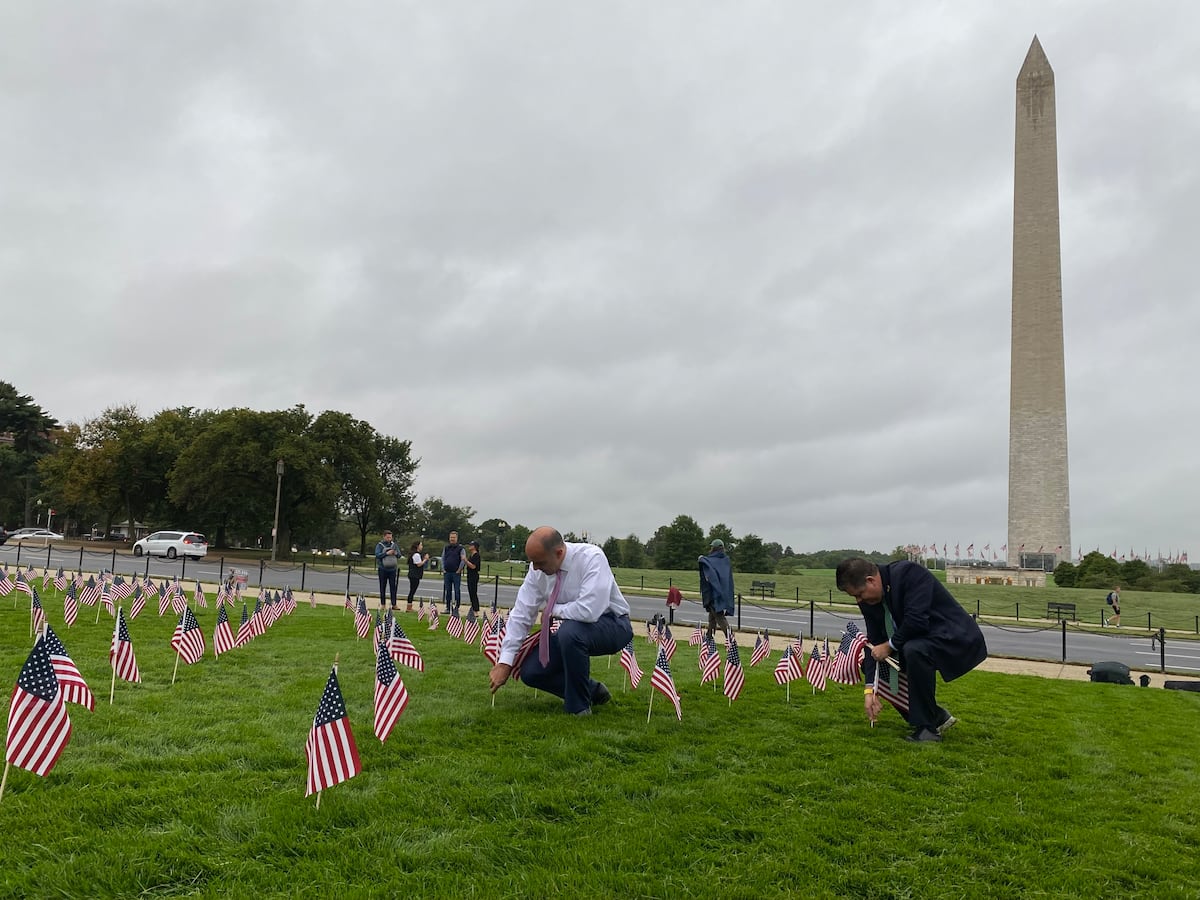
[4, 381, 900, 572]
[1054, 552, 1200, 594]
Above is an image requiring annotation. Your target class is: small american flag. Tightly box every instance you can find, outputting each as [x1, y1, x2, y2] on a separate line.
[42, 568, 52, 589]
[63, 582, 79, 627]
[157, 583, 171, 617]
[774, 644, 803, 685]
[110, 607, 141, 684]
[373, 640, 409, 744]
[170, 580, 187, 616]
[875, 664, 909, 714]
[171, 607, 206, 665]
[44, 624, 96, 712]
[805, 642, 827, 691]
[309, 590, 317, 609]
[54, 568, 67, 591]
[233, 604, 254, 648]
[31, 586, 47, 635]
[248, 598, 266, 640]
[213, 603, 235, 657]
[657, 623, 678, 660]
[446, 613, 464, 640]
[699, 635, 720, 684]
[619, 639, 643, 689]
[416, 602, 427, 622]
[830, 622, 868, 685]
[509, 630, 543, 680]
[194, 581, 207, 609]
[426, 605, 440, 632]
[304, 666, 362, 797]
[387, 621, 425, 672]
[99, 578, 115, 616]
[723, 634, 745, 702]
[5, 635, 72, 777]
[688, 622, 704, 646]
[128, 584, 146, 620]
[15, 570, 33, 598]
[750, 630, 771, 667]
[112, 575, 133, 602]
[344, 591, 354, 611]
[355, 597, 372, 640]
[650, 645, 682, 721]
[482, 614, 505, 664]
[462, 618, 480, 646]
[0, 567, 13, 595]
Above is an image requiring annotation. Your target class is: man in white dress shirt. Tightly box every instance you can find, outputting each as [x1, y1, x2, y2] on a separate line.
[488, 526, 633, 715]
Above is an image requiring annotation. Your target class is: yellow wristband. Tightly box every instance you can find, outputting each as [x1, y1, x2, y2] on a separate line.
[863, 688, 874, 695]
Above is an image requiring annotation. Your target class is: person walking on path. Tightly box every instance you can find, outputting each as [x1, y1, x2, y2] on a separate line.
[699, 539, 734, 641]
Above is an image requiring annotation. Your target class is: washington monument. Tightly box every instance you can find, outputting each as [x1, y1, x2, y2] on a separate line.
[1008, 36, 1071, 569]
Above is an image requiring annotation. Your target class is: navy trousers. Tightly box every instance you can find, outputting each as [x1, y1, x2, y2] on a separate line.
[519, 612, 634, 713]
[899, 638, 951, 731]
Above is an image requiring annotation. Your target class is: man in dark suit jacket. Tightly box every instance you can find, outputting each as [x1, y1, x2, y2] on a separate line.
[836, 557, 987, 743]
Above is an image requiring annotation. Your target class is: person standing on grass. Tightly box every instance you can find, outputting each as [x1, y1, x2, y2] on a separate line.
[699, 539, 734, 641]
[489, 527, 633, 716]
[1106, 585, 1121, 627]
[836, 557, 987, 743]
[465, 540, 482, 620]
[406, 541, 430, 612]
[442, 531, 466, 614]
[375, 529, 401, 613]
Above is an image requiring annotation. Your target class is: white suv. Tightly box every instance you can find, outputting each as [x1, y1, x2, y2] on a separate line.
[133, 531, 209, 559]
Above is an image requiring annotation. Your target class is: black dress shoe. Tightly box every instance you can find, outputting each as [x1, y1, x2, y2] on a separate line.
[592, 683, 612, 707]
[904, 727, 943, 743]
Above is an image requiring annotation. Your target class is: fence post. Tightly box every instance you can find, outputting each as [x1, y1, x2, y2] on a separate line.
[977, 598, 980, 618]
[1147, 611, 1152, 631]
[736, 593, 742, 630]
[1016, 602, 1019, 622]
[1061, 619, 1067, 662]
[345, 564, 352, 596]
[795, 586, 799, 604]
[1158, 627, 1166, 673]
[809, 598, 815, 640]
[1195, 615, 1198, 635]
[79, 546, 84, 569]
[301, 562, 307, 591]
[493, 574, 500, 609]
[112, 549, 117, 571]
[181, 556, 187, 579]
[640, 575, 644, 590]
[46, 545, 52, 568]
[256, 559, 263, 585]
[144, 556, 150, 578]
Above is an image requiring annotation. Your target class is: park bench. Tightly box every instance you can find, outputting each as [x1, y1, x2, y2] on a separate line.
[1046, 600, 1076, 621]
[750, 580, 777, 598]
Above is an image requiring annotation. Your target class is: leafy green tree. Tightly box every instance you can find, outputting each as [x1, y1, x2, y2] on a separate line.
[1052, 561, 1077, 588]
[601, 536, 623, 568]
[0, 382, 59, 527]
[653, 515, 706, 570]
[706, 522, 736, 550]
[508, 524, 532, 559]
[1075, 551, 1121, 589]
[622, 534, 646, 569]
[418, 497, 476, 544]
[733, 533, 773, 574]
[1118, 558, 1153, 589]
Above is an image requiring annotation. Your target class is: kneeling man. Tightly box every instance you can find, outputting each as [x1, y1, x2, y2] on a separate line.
[836, 557, 987, 742]
[489, 527, 634, 715]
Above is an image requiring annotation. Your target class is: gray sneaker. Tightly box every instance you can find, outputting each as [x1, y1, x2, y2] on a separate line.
[936, 714, 958, 735]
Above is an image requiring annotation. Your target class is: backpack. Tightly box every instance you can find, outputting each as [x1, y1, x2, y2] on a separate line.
[1106, 592, 1115, 606]
[1088, 660, 1133, 685]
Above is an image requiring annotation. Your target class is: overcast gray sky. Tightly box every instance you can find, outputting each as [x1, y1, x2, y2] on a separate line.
[4, 2, 1197, 558]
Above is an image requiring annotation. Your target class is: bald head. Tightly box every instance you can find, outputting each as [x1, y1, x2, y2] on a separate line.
[526, 527, 566, 575]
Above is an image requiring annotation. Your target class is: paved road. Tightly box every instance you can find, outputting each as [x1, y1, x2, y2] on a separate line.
[5, 545, 1196, 674]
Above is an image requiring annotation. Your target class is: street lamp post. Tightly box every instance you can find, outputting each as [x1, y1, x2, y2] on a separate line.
[271, 459, 285, 562]
[496, 520, 508, 557]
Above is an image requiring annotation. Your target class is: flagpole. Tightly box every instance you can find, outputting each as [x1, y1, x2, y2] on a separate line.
[0, 762, 10, 804]
[646, 691, 654, 723]
[786, 681, 790, 704]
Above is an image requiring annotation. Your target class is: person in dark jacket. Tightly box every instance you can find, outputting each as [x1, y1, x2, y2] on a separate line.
[836, 557, 988, 743]
[375, 529, 401, 612]
[406, 540, 430, 612]
[465, 540, 482, 620]
[699, 539, 734, 640]
[442, 531, 466, 614]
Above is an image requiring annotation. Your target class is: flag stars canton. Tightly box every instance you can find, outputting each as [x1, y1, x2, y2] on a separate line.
[377, 648, 399, 686]
[117, 616, 133, 642]
[727, 640, 742, 667]
[19, 641, 59, 702]
[314, 674, 348, 727]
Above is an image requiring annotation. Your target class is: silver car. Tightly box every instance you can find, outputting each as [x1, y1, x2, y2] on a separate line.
[132, 530, 209, 559]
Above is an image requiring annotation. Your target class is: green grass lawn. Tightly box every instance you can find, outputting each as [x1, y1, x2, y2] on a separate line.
[4, 598, 1199, 898]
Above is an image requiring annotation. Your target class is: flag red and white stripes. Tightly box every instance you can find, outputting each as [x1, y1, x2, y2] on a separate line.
[805, 642, 827, 691]
[619, 639, 643, 690]
[650, 645, 682, 721]
[110, 608, 141, 683]
[723, 635, 745, 702]
[63, 583, 79, 628]
[44, 625, 95, 712]
[213, 603, 235, 657]
[171, 607, 206, 665]
[774, 644, 803, 685]
[830, 622, 868, 685]
[750, 631, 771, 667]
[5, 635, 72, 777]
[305, 666, 361, 797]
[373, 641, 409, 743]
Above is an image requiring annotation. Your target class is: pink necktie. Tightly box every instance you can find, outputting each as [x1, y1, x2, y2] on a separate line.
[539, 572, 565, 666]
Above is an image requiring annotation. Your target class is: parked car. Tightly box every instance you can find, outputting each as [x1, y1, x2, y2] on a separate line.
[8, 528, 65, 543]
[132, 531, 209, 559]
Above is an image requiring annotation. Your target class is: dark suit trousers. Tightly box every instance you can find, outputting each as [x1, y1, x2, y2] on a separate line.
[900, 638, 950, 731]
[519, 612, 633, 713]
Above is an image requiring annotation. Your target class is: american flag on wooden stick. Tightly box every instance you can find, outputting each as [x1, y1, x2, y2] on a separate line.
[750, 630, 771, 667]
[373, 640, 409, 744]
[44, 624, 95, 712]
[110, 607, 141, 684]
[649, 645, 682, 721]
[619, 639, 643, 690]
[830, 622, 868, 685]
[723, 634, 745, 702]
[213, 603, 235, 658]
[171, 607, 206, 665]
[5, 635, 72, 777]
[304, 666, 361, 797]
[63, 582, 79, 628]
